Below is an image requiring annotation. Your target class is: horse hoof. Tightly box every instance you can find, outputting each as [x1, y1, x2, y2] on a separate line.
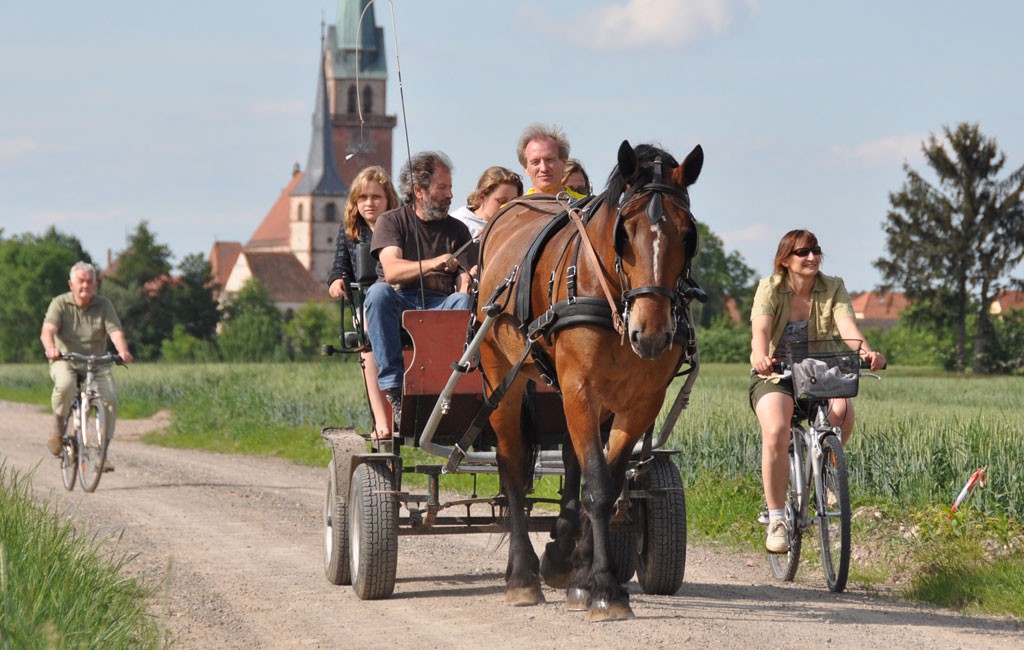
[586, 598, 634, 622]
[505, 585, 545, 607]
[565, 587, 589, 611]
[540, 557, 574, 589]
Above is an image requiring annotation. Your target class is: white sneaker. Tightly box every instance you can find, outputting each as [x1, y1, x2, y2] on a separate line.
[766, 519, 790, 553]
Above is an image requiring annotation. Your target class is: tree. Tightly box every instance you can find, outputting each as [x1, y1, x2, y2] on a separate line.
[172, 253, 220, 341]
[283, 301, 334, 360]
[217, 280, 286, 361]
[874, 123, 1024, 373]
[105, 221, 176, 360]
[691, 222, 756, 328]
[0, 228, 90, 362]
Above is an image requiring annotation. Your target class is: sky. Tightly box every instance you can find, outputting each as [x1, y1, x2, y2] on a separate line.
[3, 0, 1023, 292]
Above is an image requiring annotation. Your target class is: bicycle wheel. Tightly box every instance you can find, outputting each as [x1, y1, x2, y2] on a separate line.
[768, 434, 804, 581]
[60, 412, 77, 491]
[817, 433, 851, 592]
[78, 400, 108, 493]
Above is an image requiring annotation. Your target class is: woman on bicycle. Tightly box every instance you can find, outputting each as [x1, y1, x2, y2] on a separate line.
[749, 229, 886, 553]
[326, 166, 399, 440]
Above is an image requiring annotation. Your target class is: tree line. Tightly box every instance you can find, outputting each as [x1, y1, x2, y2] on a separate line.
[2, 121, 1021, 372]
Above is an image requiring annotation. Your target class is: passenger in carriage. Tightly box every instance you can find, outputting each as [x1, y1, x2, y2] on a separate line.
[561, 158, 592, 197]
[364, 151, 474, 431]
[450, 165, 523, 237]
[326, 165, 399, 441]
[516, 123, 586, 200]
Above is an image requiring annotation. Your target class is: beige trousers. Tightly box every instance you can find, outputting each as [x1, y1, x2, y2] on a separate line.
[49, 359, 118, 439]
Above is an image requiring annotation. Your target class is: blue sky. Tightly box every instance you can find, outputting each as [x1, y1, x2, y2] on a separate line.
[3, 1, 1022, 291]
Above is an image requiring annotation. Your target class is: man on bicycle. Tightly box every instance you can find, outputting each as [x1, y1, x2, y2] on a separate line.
[40, 261, 133, 462]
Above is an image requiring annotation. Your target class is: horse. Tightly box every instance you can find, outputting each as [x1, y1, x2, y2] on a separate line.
[475, 140, 702, 620]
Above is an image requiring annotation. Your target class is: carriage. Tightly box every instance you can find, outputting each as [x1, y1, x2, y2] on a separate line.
[321, 141, 705, 620]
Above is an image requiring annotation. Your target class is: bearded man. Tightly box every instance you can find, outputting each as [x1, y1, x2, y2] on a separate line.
[364, 151, 472, 427]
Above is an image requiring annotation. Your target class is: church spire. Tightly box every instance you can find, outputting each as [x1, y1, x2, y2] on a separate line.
[292, 48, 347, 197]
[334, 0, 387, 79]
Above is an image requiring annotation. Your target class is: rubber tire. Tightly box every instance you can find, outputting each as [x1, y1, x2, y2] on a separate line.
[609, 526, 636, 584]
[768, 501, 803, 582]
[60, 414, 77, 491]
[323, 459, 351, 585]
[349, 462, 398, 600]
[78, 402, 107, 493]
[635, 455, 687, 595]
[817, 433, 851, 593]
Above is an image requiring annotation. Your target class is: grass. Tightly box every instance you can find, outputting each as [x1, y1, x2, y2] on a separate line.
[2, 359, 1023, 618]
[0, 464, 165, 648]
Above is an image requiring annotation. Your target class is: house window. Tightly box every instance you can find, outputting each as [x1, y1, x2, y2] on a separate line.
[325, 203, 337, 222]
[297, 204, 304, 221]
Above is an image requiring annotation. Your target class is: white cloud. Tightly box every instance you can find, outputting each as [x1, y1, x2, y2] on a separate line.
[0, 137, 40, 164]
[830, 134, 926, 167]
[573, 0, 759, 50]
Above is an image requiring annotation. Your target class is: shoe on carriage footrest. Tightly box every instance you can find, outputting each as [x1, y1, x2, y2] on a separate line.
[385, 388, 402, 431]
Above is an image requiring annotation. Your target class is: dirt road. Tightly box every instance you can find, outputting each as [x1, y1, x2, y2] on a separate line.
[2, 400, 1020, 649]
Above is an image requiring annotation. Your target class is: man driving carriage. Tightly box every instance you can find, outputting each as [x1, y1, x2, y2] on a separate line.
[364, 151, 473, 431]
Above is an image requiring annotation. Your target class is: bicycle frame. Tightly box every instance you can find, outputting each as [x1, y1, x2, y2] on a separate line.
[788, 401, 837, 531]
[59, 352, 120, 492]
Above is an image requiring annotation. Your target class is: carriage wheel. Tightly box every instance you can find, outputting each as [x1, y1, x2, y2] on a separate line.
[349, 462, 398, 600]
[635, 455, 687, 595]
[323, 456, 351, 585]
[609, 526, 636, 584]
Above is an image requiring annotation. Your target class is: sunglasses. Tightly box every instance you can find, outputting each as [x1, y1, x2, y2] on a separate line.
[790, 246, 822, 258]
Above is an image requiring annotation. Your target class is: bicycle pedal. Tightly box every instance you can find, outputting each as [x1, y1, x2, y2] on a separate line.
[757, 511, 769, 525]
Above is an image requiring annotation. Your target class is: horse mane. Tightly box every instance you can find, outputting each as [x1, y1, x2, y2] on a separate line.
[602, 144, 681, 202]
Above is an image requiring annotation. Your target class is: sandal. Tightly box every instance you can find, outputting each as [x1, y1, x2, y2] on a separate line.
[371, 428, 392, 442]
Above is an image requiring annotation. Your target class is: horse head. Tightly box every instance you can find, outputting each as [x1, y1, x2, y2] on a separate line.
[607, 140, 702, 359]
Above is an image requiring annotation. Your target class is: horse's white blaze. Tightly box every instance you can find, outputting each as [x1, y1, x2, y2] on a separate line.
[650, 223, 662, 280]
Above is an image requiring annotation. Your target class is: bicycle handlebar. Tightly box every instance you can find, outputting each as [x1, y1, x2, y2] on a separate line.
[57, 352, 125, 367]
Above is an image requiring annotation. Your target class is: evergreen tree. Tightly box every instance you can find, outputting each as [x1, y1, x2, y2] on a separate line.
[172, 253, 220, 341]
[874, 123, 1024, 372]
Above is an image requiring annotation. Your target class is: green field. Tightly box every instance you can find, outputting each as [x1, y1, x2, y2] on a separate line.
[1, 360, 1022, 617]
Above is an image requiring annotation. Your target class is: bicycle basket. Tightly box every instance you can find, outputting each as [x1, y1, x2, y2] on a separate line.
[787, 339, 861, 400]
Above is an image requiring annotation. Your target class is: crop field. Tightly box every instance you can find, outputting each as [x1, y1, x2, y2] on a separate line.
[2, 360, 1021, 518]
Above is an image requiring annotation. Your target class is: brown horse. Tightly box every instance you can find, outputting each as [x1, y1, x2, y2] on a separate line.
[476, 140, 702, 620]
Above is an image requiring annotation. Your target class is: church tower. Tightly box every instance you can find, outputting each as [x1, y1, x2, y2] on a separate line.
[290, 48, 347, 279]
[326, 0, 397, 186]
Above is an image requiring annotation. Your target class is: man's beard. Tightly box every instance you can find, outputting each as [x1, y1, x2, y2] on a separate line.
[420, 196, 450, 222]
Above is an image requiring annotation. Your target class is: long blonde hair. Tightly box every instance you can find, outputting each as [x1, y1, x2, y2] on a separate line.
[344, 166, 399, 241]
[466, 166, 523, 211]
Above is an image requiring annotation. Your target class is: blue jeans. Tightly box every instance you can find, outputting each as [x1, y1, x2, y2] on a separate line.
[363, 284, 473, 391]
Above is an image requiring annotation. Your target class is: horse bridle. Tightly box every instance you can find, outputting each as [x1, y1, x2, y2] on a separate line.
[612, 157, 698, 310]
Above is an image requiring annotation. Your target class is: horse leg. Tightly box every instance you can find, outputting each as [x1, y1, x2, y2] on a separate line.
[492, 376, 545, 607]
[540, 434, 581, 590]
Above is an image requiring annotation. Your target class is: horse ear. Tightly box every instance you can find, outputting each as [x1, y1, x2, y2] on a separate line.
[617, 140, 638, 181]
[674, 144, 703, 187]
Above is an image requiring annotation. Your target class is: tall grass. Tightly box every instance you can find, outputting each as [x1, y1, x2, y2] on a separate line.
[0, 464, 164, 648]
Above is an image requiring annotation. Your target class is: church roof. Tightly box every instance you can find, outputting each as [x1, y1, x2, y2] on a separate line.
[249, 169, 304, 248]
[292, 52, 348, 197]
[328, 0, 388, 80]
[209, 241, 243, 296]
[244, 252, 327, 304]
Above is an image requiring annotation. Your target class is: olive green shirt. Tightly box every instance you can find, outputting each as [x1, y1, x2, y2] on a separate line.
[43, 292, 123, 356]
[750, 272, 855, 357]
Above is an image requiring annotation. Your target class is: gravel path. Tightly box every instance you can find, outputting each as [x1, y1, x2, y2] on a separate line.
[2, 400, 1021, 649]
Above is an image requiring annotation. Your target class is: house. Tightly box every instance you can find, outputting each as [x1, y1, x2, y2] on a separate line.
[989, 290, 1024, 317]
[849, 291, 908, 329]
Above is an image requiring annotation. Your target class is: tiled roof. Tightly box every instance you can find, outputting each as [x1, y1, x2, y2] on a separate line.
[209, 241, 243, 296]
[849, 291, 908, 321]
[244, 252, 327, 304]
[991, 290, 1024, 314]
[248, 171, 303, 248]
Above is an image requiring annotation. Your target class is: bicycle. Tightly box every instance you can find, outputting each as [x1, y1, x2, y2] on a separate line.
[756, 339, 881, 593]
[57, 352, 123, 493]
